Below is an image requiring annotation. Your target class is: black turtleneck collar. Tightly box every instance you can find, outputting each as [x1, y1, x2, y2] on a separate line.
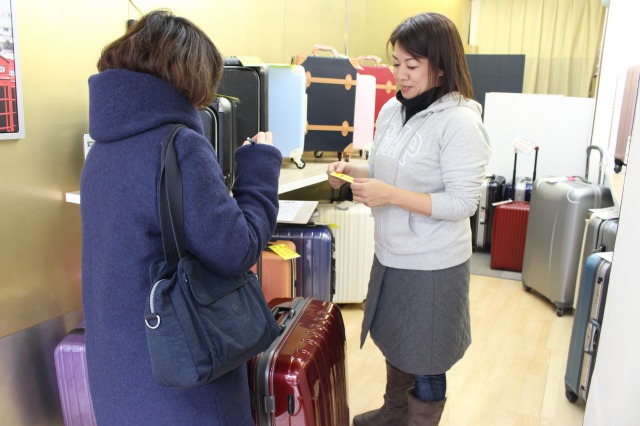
[396, 87, 441, 124]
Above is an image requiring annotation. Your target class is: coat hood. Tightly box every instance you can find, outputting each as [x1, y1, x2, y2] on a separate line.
[88, 69, 203, 142]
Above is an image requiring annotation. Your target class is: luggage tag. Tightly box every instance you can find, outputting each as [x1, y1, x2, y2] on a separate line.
[330, 171, 354, 183]
[267, 243, 300, 260]
[511, 132, 536, 154]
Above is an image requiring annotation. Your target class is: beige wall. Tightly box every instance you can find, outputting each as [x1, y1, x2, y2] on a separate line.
[0, 0, 470, 338]
[0, 1, 469, 423]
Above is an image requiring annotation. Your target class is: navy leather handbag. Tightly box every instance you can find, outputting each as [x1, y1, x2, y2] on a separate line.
[144, 124, 280, 389]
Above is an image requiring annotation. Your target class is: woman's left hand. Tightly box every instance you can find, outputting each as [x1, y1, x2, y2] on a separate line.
[350, 178, 394, 207]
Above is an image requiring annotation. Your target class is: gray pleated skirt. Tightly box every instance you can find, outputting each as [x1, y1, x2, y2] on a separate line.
[360, 256, 471, 375]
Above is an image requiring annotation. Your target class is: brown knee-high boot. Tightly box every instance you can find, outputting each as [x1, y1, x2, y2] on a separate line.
[353, 360, 414, 426]
[406, 389, 446, 426]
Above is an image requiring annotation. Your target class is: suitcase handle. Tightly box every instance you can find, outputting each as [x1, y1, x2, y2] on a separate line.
[271, 305, 296, 320]
[511, 146, 539, 189]
[585, 145, 604, 185]
[312, 44, 340, 57]
[357, 55, 382, 66]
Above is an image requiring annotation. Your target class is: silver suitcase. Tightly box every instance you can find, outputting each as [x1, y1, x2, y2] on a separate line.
[521, 146, 614, 316]
[581, 211, 618, 261]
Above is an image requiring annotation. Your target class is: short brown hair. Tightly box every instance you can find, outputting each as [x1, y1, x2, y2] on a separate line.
[388, 13, 473, 101]
[97, 9, 222, 108]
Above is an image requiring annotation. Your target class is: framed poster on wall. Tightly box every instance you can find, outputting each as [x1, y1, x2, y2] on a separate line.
[0, 0, 24, 140]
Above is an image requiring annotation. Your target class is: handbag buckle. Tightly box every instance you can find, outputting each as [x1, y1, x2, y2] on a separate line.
[145, 314, 161, 330]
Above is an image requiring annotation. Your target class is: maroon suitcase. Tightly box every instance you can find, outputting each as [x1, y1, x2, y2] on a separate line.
[249, 297, 349, 425]
[490, 200, 530, 272]
[53, 324, 97, 426]
[614, 65, 640, 173]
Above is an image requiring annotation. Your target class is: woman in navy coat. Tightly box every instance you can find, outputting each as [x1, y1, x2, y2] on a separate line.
[81, 10, 281, 425]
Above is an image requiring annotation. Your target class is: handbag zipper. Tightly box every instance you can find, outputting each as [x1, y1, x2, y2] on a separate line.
[145, 279, 164, 329]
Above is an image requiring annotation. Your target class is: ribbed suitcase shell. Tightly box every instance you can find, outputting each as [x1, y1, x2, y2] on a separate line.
[251, 240, 296, 303]
[217, 62, 268, 142]
[313, 202, 374, 304]
[565, 254, 611, 403]
[54, 326, 97, 426]
[293, 51, 358, 158]
[250, 297, 349, 425]
[490, 201, 530, 272]
[267, 65, 306, 167]
[471, 175, 506, 250]
[271, 224, 334, 301]
[521, 177, 613, 315]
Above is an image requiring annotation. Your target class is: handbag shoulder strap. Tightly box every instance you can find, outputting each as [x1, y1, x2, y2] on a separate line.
[159, 124, 187, 267]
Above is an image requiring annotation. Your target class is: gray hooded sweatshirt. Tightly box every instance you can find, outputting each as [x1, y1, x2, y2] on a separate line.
[366, 92, 491, 271]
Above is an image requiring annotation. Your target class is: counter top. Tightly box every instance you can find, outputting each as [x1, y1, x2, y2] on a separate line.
[65, 152, 369, 204]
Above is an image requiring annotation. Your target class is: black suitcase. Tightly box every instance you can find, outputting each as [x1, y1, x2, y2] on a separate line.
[198, 97, 237, 189]
[217, 57, 268, 142]
[471, 174, 506, 250]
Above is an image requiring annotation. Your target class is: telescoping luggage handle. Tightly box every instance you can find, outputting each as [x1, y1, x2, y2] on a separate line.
[511, 146, 539, 190]
[585, 145, 605, 185]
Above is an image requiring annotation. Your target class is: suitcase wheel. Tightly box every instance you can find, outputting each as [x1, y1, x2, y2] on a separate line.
[565, 387, 578, 403]
[314, 151, 324, 158]
[292, 158, 306, 169]
[556, 306, 566, 317]
[522, 283, 532, 292]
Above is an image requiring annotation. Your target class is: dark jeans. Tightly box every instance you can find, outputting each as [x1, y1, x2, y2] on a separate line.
[413, 373, 446, 402]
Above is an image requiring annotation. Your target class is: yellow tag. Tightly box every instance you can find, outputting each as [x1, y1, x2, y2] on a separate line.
[268, 243, 301, 260]
[330, 171, 354, 183]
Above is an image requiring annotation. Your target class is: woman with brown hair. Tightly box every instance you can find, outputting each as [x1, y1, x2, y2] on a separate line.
[328, 12, 491, 425]
[81, 10, 281, 424]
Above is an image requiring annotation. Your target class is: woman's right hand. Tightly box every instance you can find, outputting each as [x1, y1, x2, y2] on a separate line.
[243, 131, 274, 146]
[327, 161, 351, 189]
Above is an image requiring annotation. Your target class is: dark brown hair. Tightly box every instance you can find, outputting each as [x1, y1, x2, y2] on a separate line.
[388, 13, 474, 100]
[97, 9, 222, 108]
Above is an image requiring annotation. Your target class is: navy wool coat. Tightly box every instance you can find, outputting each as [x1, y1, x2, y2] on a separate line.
[81, 69, 281, 425]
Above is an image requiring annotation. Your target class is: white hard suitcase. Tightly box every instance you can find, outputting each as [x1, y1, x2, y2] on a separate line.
[313, 202, 374, 304]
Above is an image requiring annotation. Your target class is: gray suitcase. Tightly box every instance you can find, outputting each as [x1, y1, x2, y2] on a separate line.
[565, 253, 612, 403]
[521, 146, 614, 316]
[581, 212, 618, 261]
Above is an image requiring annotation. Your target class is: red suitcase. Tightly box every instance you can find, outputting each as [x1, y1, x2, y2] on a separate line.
[490, 200, 530, 272]
[356, 55, 396, 123]
[249, 297, 349, 425]
[53, 324, 97, 426]
[614, 65, 640, 173]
